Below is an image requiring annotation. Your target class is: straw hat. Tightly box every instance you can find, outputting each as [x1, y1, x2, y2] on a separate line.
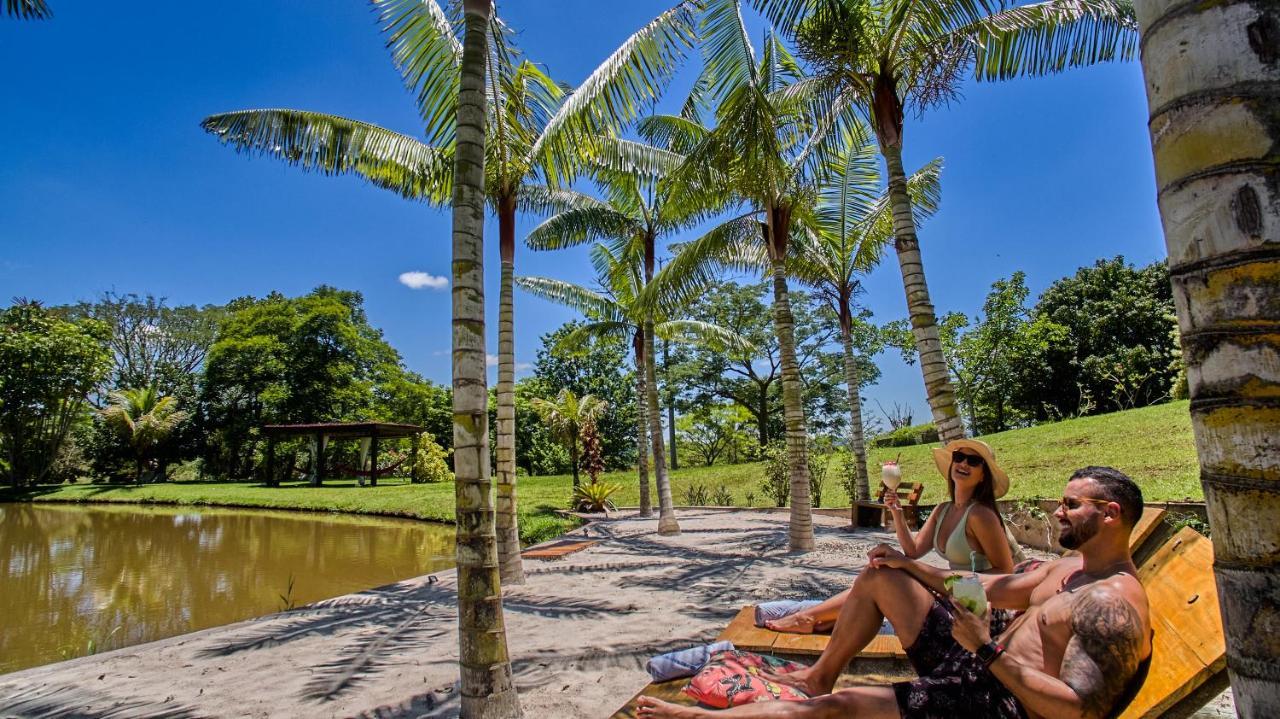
[931, 438, 1009, 499]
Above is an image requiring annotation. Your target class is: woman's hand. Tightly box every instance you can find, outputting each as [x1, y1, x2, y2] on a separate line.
[884, 492, 904, 514]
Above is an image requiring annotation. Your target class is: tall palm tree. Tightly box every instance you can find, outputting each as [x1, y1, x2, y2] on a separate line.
[649, 9, 855, 551]
[529, 388, 609, 492]
[518, 244, 747, 529]
[751, 0, 1137, 443]
[1135, 0, 1279, 709]
[789, 132, 942, 500]
[3, 0, 49, 19]
[100, 386, 189, 483]
[449, 2, 519, 716]
[523, 126, 727, 535]
[202, 0, 701, 586]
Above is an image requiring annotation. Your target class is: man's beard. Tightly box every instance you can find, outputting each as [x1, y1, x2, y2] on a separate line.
[1059, 515, 1100, 550]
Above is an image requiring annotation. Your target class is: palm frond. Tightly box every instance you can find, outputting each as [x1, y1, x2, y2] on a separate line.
[524, 205, 638, 251]
[747, 0, 818, 31]
[590, 136, 687, 178]
[4, 0, 49, 19]
[641, 213, 765, 311]
[858, 156, 944, 268]
[700, 0, 759, 103]
[654, 319, 754, 353]
[514, 276, 624, 322]
[559, 321, 635, 353]
[636, 114, 710, 156]
[534, 1, 699, 162]
[517, 184, 610, 217]
[965, 0, 1138, 81]
[201, 109, 452, 204]
[370, 0, 462, 148]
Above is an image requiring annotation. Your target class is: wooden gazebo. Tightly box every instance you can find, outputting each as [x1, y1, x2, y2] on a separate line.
[261, 422, 425, 487]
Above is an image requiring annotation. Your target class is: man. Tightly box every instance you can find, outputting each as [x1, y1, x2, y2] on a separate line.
[638, 466, 1152, 719]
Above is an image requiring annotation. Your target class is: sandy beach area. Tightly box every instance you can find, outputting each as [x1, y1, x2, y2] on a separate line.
[0, 509, 1231, 718]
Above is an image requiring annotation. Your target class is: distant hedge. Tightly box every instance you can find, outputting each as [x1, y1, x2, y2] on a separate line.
[871, 422, 939, 448]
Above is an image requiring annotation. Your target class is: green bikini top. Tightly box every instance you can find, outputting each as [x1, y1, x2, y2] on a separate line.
[932, 502, 993, 571]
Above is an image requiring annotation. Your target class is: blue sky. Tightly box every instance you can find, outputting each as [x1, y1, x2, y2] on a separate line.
[0, 1, 1166, 426]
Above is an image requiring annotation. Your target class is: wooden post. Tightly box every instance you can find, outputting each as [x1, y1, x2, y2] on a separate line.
[312, 432, 325, 487]
[266, 436, 277, 488]
[370, 434, 380, 487]
[410, 432, 420, 483]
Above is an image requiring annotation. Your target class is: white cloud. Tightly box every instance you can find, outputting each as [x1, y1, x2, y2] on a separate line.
[516, 362, 533, 372]
[486, 354, 499, 367]
[398, 271, 448, 290]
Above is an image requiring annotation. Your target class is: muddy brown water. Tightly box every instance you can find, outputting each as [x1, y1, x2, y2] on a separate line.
[0, 503, 455, 675]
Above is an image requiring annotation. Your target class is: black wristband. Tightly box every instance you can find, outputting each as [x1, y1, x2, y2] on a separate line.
[976, 640, 1005, 667]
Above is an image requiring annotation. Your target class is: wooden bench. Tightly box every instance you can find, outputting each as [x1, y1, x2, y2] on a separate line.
[610, 525, 1224, 719]
[853, 482, 925, 530]
[719, 606, 905, 659]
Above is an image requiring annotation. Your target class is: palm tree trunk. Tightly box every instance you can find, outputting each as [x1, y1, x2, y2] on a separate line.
[645, 319, 680, 535]
[770, 258, 814, 552]
[495, 239, 524, 585]
[634, 335, 653, 517]
[451, 1, 521, 715]
[1137, 1, 1280, 711]
[841, 317, 870, 502]
[880, 142, 964, 443]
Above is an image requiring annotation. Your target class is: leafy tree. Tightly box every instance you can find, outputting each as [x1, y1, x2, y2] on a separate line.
[410, 432, 453, 484]
[675, 403, 754, 466]
[1028, 257, 1179, 418]
[100, 386, 189, 483]
[756, 0, 1138, 443]
[198, 287, 403, 478]
[0, 301, 111, 487]
[529, 389, 608, 491]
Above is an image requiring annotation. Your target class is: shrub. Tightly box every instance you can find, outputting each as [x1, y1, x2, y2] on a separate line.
[682, 482, 711, 506]
[760, 442, 790, 507]
[870, 422, 939, 448]
[574, 480, 621, 513]
[745, 491, 756, 507]
[411, 432, 453, 483]
[710, 483, 734, 507]
[808, 447, 831, 509]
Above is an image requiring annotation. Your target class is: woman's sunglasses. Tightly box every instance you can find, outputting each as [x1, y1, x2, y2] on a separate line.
[951, 451, 984, 468]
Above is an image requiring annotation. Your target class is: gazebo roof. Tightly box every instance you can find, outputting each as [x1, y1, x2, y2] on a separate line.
[261, 422, 424, 439]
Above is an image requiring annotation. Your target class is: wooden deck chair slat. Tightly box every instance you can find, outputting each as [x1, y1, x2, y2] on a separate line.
[718, 606, 783, 653]
[1118, 527, 1225, 719]
[1129, 507, 1167, 555]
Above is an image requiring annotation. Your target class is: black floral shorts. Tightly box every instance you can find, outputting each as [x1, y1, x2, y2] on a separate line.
[891, 597, 1027, 719]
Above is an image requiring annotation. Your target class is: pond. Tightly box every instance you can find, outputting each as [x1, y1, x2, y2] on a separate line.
[0, 503, 456, 675]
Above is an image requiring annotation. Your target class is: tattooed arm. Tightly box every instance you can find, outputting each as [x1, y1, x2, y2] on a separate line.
[984, 585, 1148, 719]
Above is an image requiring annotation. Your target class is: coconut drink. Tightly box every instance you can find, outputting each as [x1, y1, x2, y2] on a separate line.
[944, 573, 988, 616]
[881, 460, 902, 491]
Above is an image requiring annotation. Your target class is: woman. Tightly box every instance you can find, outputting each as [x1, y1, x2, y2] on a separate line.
[765, 438, 1018, 634]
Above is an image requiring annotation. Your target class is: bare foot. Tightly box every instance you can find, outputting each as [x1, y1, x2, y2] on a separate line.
[758, 665, 831, 697]
[765, 612, 818, 634]
[636, 696, 710, 718]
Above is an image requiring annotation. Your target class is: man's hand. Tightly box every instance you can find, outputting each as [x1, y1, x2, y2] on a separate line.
[949, 598, 992, 652]
[868, 544, 910, 569]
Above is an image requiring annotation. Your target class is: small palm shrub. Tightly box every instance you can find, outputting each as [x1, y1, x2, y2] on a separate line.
[681, 481, 711, 506]
[574, 480, 621, 513]
[411, 432, 453, 483]
[710, 483, 734, 507]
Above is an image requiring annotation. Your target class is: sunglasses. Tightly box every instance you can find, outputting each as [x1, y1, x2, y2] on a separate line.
[951, 451, 984, 468]
[1057, 496, 1113, 511]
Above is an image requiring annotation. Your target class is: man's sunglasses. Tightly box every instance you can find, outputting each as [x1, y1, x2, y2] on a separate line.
[951, 451, 984, 468]
[1057, 496, 1114, 511]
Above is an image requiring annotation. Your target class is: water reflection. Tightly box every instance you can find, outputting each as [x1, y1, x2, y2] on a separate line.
[0, 503, 456, 674]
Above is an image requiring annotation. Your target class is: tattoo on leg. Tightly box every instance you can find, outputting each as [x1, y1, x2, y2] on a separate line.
[1061, 587, 1144, 719]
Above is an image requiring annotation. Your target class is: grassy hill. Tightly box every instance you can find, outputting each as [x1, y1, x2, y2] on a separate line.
[3, 401, 1201, 544]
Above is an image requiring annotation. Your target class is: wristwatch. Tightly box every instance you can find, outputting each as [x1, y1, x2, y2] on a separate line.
[976, 640, 1005, 667]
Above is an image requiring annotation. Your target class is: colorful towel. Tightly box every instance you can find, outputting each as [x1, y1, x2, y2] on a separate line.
[683, 649, 810, 708]
[753, 600, 822, 627]
[646, 640, 735, 682]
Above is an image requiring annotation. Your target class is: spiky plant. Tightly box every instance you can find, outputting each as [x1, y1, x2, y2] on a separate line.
[100, 386, 188, 483]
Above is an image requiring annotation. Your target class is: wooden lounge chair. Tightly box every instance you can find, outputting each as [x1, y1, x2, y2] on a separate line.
[854, 481, 925, 530]
[609, 525, 1225, 719]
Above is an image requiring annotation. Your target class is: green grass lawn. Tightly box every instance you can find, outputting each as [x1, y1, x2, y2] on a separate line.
[2, 401, 1202, 543]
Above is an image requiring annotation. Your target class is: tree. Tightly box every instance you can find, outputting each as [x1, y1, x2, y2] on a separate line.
[1135, 0, 1279, 709]
[3, 0, 49, 19]
[790, 131, 939, 498]
[450, 1, 519, 715]
[0, 301, 111, 487]
[529, 389, 608, 492]
[100, 386, 189, 483]
[654, 14, 865, 550]
[756, 0, 1138, 443]
[203, 0, 699, 587]
[676, 403, 754, 466]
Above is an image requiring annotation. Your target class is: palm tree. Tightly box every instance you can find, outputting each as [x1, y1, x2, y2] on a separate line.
[789, 131, 942, 500]
[748, 0, 1137, 443]
[648, 12, 855, 551]
[202, 0, 701, 586]
[518, 244, 747, 530]
[3, 0, 49, 19]
[100, 386, 188, 483]
[1135, 0, 1279, 708]
[449, 2, 519, 716]
[529, 388, 609, 492]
